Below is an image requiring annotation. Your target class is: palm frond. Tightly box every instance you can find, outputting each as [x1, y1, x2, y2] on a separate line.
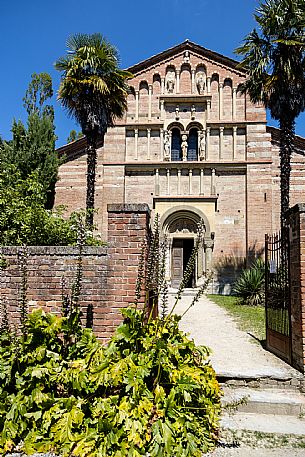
[55, 33, 133, 135]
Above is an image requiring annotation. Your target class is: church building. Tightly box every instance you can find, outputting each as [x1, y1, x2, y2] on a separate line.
[55, 40, 305, 292]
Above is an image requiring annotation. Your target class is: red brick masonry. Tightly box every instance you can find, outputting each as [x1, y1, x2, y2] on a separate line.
[288, 204, 305, 373]
[0, 204, 150, 342]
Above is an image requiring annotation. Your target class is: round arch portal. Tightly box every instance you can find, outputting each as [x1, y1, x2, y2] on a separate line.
[159, 207, 214, 288]
[160, 206, 211, 237]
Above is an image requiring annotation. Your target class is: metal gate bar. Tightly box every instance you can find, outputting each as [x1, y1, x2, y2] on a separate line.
[265, 232, 291, 363]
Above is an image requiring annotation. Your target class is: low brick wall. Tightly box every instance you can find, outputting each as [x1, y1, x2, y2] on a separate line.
[0, 204, 150, 341]
[0, 245, 108, 336]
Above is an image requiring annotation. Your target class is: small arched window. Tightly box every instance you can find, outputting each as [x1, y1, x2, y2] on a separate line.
[171, 128, 181, 161]
[187, 128, 198, 161]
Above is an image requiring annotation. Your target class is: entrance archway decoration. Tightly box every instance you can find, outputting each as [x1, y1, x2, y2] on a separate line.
[160, 207, 214, 288]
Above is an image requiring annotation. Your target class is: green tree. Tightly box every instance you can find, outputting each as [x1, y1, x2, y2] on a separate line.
[0, 73, 59, 208]
[55, 33, 132, 226]
[236, 0, 305, 228]
[23, 72, 54, 118]
[67, 129, 83, 143]
[0, 164, 99, 246]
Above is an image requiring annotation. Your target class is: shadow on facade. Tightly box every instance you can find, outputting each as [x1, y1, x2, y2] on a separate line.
[212, 242, 264, 295]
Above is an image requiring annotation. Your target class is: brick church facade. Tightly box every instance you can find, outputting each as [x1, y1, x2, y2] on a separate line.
[55, 40, 305, 292]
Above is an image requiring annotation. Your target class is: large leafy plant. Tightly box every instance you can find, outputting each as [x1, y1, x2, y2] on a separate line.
[232, 259, 265, 306]
[0, 306, 221, 457]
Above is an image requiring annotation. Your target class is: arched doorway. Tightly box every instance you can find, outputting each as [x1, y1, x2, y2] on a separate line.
[160, 208, 214, 288]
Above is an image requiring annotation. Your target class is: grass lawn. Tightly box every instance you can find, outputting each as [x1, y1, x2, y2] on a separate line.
[207, 294, 266, 343]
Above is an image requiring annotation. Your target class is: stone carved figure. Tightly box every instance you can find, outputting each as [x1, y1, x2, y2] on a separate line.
[163, 130, 170, 160]
[166, 70, 175, 93]
[181, 134, 188, 161]
[175, 105, 180, 119]
[183, 50, 190, 63]
[170, 218, 198, 234]
[191, 104, 196, 119]
[199, 131, 206, 160]
[196, 72, 206, 95]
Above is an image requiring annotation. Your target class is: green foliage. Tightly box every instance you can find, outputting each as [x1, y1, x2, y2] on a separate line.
[236, 0, 305, 122]
[236, 0, 305, 226]
[208, 294, 266, 342]
[23, 72, 54, 118]
[55, 34, 133, 225]
[67, 130, 83, 143]
[0, 165, 100, 246]
[0, 73, 58, 208]
[0, 307, 221, 456]
[55, 33, 132, 136]
[232, 259, 265, 306]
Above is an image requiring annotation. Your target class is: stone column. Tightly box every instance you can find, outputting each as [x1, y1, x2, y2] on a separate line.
[233, 126, 237, 160]
[160, 128, 164, 160]
[211, 168, 216, 195]
[166, 168, 170, 195]
[200, 168, 204, 195]
[155, 168, 160, 196]
[219, 82, 223, 120]
[207, 76, 211, 94]
[206, 127, 210, 160]
[191, 69, 196, 94]
[232, 87, 237, 120]
[189, 169, 193, 195]
[177, 168, 181, 195]
[197, 246, 204, 277]
[135, 90, 139, 121]
[167, 238, 173, 281]
[176, 70, 180, 94]
[219, 127, 224, 160]
[147, 128, 151, 160]
[161, 77, 165, 94]
[204, 239, 214, 271]
[134, 128, 138, 160]
[148, 84, 153, 120]
[206, 99, 211, 121]
[160, 99, 165, 120]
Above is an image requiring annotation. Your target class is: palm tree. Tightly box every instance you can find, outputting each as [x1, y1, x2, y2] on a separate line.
[236, 0, 305, 230]
[55, 33, 132, 226]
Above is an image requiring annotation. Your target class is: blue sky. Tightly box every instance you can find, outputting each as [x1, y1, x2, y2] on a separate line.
[0, 0, 304, 146]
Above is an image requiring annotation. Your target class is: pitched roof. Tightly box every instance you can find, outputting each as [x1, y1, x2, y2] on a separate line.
[267, 126, 305, 155]
[127, 39, 246, 75]
[57, 136, 104, 161]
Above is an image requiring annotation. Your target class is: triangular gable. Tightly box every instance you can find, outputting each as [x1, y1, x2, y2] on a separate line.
[127, 40, 246, 76]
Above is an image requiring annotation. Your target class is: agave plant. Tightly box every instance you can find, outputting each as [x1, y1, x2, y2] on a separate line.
[233, 259, 265, 306]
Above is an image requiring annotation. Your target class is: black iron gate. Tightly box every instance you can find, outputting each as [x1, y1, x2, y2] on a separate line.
[265, 232, 291, 363]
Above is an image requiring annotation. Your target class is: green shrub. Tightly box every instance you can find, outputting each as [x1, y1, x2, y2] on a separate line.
[232, 259, 265, 306]
[0, 165, 101, 246]
[0, 308, 221, 457]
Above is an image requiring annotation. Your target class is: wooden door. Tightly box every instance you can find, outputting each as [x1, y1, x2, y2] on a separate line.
[172, 239, 183, 287]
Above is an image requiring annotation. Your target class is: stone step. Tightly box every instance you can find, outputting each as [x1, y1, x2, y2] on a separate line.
[222, 387, 305, 416]
[221, 411, 305, 435]
[217, 371, 305, 392]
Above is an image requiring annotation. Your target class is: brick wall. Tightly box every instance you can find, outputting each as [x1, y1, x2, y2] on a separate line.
[0, 204, 150, 342]
[288, 204, 305, 373]
[102, 204, 150, 340]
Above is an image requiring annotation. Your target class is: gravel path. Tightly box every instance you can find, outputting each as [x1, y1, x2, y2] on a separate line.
[168, 292, 300, 378]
